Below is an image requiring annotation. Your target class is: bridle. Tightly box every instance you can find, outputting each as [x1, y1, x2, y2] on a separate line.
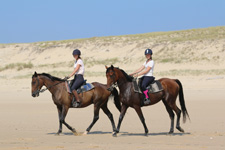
[32, 76, 41, 96]
[107, 68, 134, 91]
[32, 76, 65, 96]
[107, 69, 119, 91]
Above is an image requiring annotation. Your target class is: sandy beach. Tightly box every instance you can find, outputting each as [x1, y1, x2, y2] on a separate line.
[0, 77, 224, 150]
[0, 27, 225, 149]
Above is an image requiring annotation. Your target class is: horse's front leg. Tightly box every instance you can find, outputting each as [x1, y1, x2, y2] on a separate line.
[57, 105, 77, 135]
[56, 106, 63, 135]
[133, 105, 149, 136]
[61, 105, 77, 135]
[113, 104, 128, 137]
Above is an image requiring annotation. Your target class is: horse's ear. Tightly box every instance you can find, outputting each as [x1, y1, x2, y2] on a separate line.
[105, 65, 108, 69]
[34, 71, 37, 77]
[111, 65, 114, 69]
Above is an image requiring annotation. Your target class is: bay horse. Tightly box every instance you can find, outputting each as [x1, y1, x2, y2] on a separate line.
[31, 72, 121, 135]
[105, 65, 190, 136]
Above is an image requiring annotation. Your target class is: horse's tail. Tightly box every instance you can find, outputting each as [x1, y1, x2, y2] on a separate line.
[111, 87, 121, 112]
[175, 79, 190, 123]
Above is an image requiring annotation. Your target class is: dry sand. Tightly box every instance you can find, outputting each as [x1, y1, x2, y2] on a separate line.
[0, 27, 225, 149]
[0, 77, 224, 150]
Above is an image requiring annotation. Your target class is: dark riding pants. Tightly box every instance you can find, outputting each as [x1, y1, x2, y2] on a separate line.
[141, 76, 155, 91]
[71, 74, 84, 90]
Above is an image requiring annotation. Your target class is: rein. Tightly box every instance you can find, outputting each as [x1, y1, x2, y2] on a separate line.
[107, 82, 118, 91]
[107, 70, 118, 91]
[40, 80, 64, 93]
[107, 70, 125, 91]
[33, 77, 69, 95]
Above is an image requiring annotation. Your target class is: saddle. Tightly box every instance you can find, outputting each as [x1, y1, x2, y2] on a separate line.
[132, 78, 163, 94]
[65, 79, 94, 94]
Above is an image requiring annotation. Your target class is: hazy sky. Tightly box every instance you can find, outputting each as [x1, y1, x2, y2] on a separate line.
[0, 0, 224, 43]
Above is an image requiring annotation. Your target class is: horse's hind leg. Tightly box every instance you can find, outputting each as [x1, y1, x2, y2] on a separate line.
[162, 99, 175, 134]
[84, 104, 100, 134]
[101, 103, 117, 133]
[172, 104, 184, 133]
[133, 105, 148, 136]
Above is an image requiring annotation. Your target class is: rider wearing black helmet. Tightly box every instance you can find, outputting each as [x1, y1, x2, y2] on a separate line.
[129, 48, 155, 104]
[64, 49, 85, 107]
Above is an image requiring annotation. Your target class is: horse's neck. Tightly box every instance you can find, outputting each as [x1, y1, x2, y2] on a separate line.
[117, 75, 131, 92]
[41, 76, 61, 94]
[41, 76, 53, 87]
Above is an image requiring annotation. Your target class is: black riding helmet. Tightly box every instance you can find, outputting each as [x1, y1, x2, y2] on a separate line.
[144, 49, 153, 55]
[72, 49, 81, 55]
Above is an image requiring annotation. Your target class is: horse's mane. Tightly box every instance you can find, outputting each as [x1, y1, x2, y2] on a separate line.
[106, 66, 133, 82]
[119, 69, 133, 82]
[40, 73, 64, 81]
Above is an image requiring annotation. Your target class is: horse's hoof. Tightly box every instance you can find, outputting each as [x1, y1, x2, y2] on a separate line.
[168, 131, 174, 134]
[55, 131, 61, 136]
[83, 131, 89, 135]
[72, 129, 78, 135]
[112, 132, 117, 137]
[176, 127, 184, 133]
[55, 133, 60, 136]
[73, 131, 78, 136]
[144, 132, 148, 136]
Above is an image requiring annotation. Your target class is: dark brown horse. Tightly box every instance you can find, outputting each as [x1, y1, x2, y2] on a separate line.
[105, 65, 190, 136]
[31, 72, 120, 135]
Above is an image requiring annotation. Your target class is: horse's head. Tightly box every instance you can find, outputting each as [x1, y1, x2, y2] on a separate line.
[105, 65, 119, 91]
[31, 71, 44, 97]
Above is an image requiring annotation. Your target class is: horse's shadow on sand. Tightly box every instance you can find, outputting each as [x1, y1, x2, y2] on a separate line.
[47, 131, 191, 136]
[47, 131, 115, 136]
[120, 132, 191, 137]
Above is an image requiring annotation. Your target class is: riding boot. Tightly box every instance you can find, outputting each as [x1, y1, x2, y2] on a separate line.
[143, 90, 151, 105]
[72, 90, 80, 107]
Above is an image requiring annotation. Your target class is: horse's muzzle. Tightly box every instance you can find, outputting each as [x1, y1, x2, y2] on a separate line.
[32, 91, 39, 97]
[107, 86, 114, 91]
[107, 83, 117, 91]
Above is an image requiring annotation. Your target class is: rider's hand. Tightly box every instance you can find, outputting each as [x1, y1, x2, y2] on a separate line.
[63, 76, 69, 80]
[133, 74, 138, 78]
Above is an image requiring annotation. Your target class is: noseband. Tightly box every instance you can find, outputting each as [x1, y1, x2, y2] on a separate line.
[107, 70, 118, 91]
[32, 77, 41, 96]
[33, 76, 64, 96]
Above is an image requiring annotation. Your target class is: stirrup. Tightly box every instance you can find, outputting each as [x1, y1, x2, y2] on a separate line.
[144, 98, 151, 105]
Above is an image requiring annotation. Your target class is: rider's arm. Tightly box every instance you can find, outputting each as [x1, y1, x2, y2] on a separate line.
[69, 64, 81, 78]
[130, 65, 145, 76]
[137, 66, 151, 76]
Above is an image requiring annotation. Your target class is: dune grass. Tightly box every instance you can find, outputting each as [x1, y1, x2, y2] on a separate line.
[0, 62, 33, 72]
[155, 69, 225, 76]
[10, 68, 225, 79]
[13, 26, 225, 49]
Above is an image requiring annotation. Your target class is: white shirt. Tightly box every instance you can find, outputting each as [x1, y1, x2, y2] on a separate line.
[143, 60, 154, 76]
[73, 59, 85, 75]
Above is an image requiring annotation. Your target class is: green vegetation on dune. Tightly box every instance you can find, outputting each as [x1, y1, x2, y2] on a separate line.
[9, 69, 225, 79]
[7, 26, 224, 46]
[156, 69, 225, 76]
[0, 62, 33, 72]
